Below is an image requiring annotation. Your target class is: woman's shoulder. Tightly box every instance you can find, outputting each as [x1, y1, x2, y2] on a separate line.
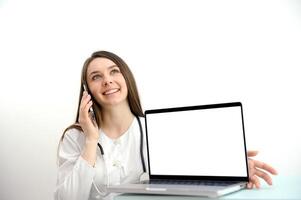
[62, 123, 84, 141]
[58, 124, 86, 158]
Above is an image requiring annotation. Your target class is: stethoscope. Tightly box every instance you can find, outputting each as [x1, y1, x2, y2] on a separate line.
[93, 116, 147, 192]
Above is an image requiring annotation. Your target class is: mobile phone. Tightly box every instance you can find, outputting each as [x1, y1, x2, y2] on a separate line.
[83, 84, 96, 121]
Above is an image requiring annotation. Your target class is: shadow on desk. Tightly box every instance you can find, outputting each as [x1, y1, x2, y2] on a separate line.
[114, 176, 301, 200]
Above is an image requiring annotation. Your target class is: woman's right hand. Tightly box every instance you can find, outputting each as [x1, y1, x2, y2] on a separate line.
[78, 91, 99, 142]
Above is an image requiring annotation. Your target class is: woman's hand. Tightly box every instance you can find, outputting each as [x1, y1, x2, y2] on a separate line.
[78, 91, 99, 142]
[247, 150, 278, 189]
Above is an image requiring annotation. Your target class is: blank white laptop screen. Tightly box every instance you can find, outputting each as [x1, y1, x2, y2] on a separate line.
[146, 105, 247, 177]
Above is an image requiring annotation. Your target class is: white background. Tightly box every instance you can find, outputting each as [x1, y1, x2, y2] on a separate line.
[0, 0, 300, 200]
[147, 106, 247, 176]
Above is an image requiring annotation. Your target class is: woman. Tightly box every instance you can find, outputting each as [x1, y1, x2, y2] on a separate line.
[55, 51, 277, 200]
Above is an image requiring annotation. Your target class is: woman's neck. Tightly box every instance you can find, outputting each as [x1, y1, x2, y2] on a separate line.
[100, 102, 135, 139]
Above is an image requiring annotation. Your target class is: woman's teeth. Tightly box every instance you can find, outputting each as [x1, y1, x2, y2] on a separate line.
[103, 89, 119, 95]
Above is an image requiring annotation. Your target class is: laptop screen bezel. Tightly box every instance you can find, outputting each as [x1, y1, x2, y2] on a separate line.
[144, 102, 249, 182]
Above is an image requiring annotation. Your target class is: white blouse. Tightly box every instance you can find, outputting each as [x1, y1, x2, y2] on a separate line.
[54, 117, 148, 200]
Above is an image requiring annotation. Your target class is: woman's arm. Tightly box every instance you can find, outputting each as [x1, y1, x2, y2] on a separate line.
[54, 130, 96, 200]
[79, 91, 100, 166]
[81, 139, 98, 166]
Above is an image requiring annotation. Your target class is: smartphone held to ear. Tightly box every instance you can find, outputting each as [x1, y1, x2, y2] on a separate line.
[83, 84, 96, 121]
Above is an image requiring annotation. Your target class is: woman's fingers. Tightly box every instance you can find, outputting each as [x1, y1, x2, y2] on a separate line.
[254, 168, 273, 185]
[83, 99, 93, 114]
[247, 150, 278, 190]
[247, 153, 278, 189]
[249, 175, 261, 189]
[80, 92, 91, 114]
[79, 91, 94, 126]
[247, 150, 259, 157]
[248, 158, 257, 176]
[247, 150, 278, 176]
[247, 182, 254, 189]
[253, 159, 278, 175]
[80, 92, 90, 109]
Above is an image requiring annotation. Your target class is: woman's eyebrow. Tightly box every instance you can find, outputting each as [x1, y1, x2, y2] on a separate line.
[107, 64, 118, 69]
[88, 70, 101, 77]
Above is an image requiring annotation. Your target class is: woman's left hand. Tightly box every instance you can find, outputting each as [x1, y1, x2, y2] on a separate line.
[247, 150, 278, 189]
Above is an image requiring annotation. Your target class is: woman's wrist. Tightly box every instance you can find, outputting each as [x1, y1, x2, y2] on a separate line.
[82, 138, 99, 167]
[85, 137, 99, 144]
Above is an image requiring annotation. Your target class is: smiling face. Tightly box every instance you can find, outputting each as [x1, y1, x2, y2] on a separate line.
[86, 57, 128, 108]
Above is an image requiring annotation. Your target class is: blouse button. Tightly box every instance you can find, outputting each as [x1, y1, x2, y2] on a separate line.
[112, 160, 121, 168]
[113, 140, 121, 145]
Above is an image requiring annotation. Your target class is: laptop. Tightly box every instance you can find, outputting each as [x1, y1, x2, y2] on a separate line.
[108, 102, 249, 198]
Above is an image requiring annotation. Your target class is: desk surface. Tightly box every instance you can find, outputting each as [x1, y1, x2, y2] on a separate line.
[115, 176, 301, 200]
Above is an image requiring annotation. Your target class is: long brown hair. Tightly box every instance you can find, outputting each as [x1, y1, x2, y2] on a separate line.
[60, 51, 144, 141]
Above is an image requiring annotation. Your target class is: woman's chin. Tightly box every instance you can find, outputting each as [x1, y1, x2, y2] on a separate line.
[101, 98, 127, 107]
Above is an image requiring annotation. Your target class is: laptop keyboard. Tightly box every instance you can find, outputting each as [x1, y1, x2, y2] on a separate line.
[144, 179, 240, 186]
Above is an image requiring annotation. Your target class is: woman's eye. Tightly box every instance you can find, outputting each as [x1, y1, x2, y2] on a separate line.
[111, 69, 120, 75]
[92, 75, 102, 80]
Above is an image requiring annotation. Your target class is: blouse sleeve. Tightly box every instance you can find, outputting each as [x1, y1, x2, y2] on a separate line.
[54, 129, 96, 200]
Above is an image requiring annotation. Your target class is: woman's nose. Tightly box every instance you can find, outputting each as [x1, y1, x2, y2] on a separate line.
[103, 75, 113, 86]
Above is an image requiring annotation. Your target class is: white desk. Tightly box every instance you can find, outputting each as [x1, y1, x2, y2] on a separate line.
[115, 176, 301, 200]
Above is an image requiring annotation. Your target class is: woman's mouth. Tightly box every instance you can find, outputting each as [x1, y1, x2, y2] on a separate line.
[103, 88, 120, 95]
